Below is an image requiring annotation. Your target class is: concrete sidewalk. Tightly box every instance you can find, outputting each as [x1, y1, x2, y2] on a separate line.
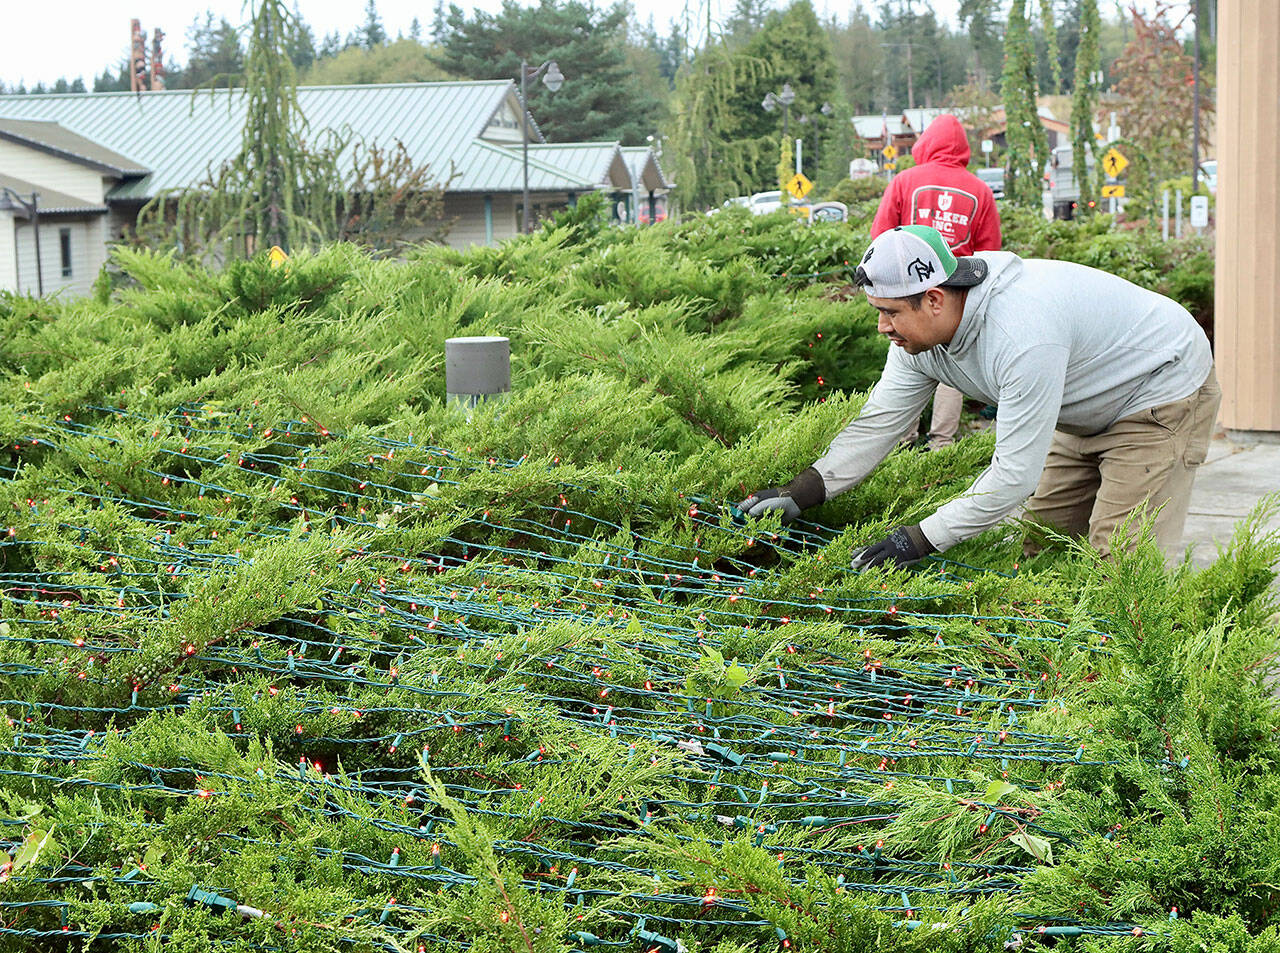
[1181, 434, 1280, 567]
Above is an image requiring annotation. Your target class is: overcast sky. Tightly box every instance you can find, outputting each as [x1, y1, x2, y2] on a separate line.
[5, 0, 966, 89]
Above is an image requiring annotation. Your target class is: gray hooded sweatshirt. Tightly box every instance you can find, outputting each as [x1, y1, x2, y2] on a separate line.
[812, 251, 1214, 551]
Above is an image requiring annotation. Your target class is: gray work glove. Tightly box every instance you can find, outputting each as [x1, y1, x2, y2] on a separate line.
[735, 467, 825, 525]
[849, 524, 936, 571]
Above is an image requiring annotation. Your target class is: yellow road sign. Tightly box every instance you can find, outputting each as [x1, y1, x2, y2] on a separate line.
[1101, 147, 1129, 178]
[882, 144, 898, 160]
[785, 172, 813, 200]
[1101, 184, 1126, 198]
[268, 245, 290, 268]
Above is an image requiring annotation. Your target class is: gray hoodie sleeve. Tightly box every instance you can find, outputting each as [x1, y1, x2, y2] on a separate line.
[811, 346, 937, 497]
[919, 343, 1069, 550]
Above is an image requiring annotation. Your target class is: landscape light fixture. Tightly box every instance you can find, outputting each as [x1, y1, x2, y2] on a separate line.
[519, 58, 566, 233]
[0, 187, 42, 295]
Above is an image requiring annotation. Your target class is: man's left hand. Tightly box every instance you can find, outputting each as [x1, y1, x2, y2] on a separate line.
[850, 524, 936, 571]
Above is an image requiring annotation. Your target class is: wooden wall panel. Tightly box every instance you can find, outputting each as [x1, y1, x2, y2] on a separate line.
[1216, 1, 1280, 434]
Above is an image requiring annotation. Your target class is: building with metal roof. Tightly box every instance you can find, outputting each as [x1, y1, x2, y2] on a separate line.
[0, 81, 672, 295]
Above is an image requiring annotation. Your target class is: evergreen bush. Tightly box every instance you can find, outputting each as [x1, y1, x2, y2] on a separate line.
[0, 205, 1266, 953]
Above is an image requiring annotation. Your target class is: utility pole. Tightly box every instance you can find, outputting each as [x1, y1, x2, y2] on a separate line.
[904, 0, 915, 110]
[1191, 0, 1201, 190]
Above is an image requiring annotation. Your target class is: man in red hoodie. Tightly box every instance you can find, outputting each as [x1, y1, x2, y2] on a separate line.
[872, 113, 1002, 449]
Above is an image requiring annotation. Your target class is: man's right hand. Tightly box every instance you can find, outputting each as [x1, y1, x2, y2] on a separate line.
[733, 467, 827, 525]
[735, 487, 803, 524]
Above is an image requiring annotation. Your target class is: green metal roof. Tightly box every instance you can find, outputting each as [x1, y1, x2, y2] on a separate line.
[526, 143, 630, 189]
[0, 82, 653, 198]
[0, 118, 149, 176]
[620, 146, 673, 191]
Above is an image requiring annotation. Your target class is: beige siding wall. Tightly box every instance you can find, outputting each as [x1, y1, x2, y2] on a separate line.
[421, 193, 520, 249]
[0, 211, 16, 291]
[0, 140, 108, 205]
[13, 217, 106, 298]
[1216, 0, 1280, 434]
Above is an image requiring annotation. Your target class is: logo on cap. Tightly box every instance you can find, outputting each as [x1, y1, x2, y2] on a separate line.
[906, 258, 935, 282]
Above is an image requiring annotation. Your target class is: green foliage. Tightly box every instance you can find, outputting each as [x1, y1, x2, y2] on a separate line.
[1002, 0, 1051, 209]
[137, 2, 453, 261]
[431, 0, 663, 144]
[1112, 10, 1215, 196]
[1071, 0, 1103, 212]
[301, 37, 454, 84]
[0, 206, 1270, 953]
[667, 0, 840, 208]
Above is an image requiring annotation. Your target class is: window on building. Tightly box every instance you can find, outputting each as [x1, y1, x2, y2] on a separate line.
[59, 228, 72, 278]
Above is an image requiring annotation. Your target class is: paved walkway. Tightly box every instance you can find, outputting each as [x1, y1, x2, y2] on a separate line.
[1182, 433, 1280, 568]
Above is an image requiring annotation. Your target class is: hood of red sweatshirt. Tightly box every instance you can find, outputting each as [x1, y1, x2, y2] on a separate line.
[911, 114, 971, 167]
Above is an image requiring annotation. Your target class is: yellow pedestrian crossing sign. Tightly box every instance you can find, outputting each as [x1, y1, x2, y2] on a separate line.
[1102, 147, 1129, 178]
[785, 172, 813, 200]
[882, 143, 898, 160]
[1101, 184, 1126, 198]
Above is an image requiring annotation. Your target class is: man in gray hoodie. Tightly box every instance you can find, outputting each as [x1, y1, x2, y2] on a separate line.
[738, 224, 1219, 568]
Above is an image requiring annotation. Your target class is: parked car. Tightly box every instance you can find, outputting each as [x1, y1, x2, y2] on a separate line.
[637, 195, 668, 224]
[807, 201, 848, 224]
[749, 190, 783, 215]
[1044, 145, 1097, 220]
[976, 167, 1005, 200]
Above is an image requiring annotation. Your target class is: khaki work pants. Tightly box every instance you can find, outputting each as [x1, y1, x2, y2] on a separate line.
[1024, 367, 1221, 559]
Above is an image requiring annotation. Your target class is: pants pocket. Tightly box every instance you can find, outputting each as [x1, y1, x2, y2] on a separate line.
[1183, 371, 1222, 467]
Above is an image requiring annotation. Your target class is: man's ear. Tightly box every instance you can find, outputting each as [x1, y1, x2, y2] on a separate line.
[924, 286, 947, 314]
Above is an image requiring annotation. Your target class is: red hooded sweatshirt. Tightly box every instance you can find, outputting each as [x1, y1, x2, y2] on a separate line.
[871, 114, 1002, 255]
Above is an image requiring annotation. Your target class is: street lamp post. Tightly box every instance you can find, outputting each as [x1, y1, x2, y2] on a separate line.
[519, 58, 565, 233]
[762, 83, 797, 200]
[798, 102, 833, 183]
[0, 187, 42, 296]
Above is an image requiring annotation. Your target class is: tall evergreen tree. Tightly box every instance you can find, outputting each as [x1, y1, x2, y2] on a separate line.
[94, 62, 132, 92]
[359, 0, 388, 49]
[182, 13, 246, 87]
[1001, 0, 1049, 208]
[286, 4, 317, 72]
[827, 5, 883, 113]
[1038, 0, 1062, 93]
[958, 0, 1003, 89]
[1070, 0, 1101, 211]
[432, 0, 662, 144]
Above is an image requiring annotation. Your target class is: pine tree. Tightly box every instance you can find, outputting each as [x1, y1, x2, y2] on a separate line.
[359, 0, 388, 49]
[181, 12, 246, 87]
[431, 0, 663, 144]
[1001, 0, 1049, 209]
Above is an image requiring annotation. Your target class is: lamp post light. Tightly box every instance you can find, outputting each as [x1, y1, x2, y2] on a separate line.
[0, 187, 42, 296]
[519, 58, 565, 233]
[797, 101, 833, 181]
[762, 83, 797, 202]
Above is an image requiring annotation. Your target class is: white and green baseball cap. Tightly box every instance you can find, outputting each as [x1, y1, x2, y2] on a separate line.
[853, 224, 988, 298]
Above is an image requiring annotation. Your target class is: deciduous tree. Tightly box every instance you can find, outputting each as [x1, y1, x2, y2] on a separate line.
[1111, 4, 1212, 192]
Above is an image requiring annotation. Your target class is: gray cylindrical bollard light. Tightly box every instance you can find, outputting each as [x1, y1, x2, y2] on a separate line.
[445, 336, 510, 411]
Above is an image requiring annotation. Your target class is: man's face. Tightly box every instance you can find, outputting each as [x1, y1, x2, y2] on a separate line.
[867, 288, 951, 355]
